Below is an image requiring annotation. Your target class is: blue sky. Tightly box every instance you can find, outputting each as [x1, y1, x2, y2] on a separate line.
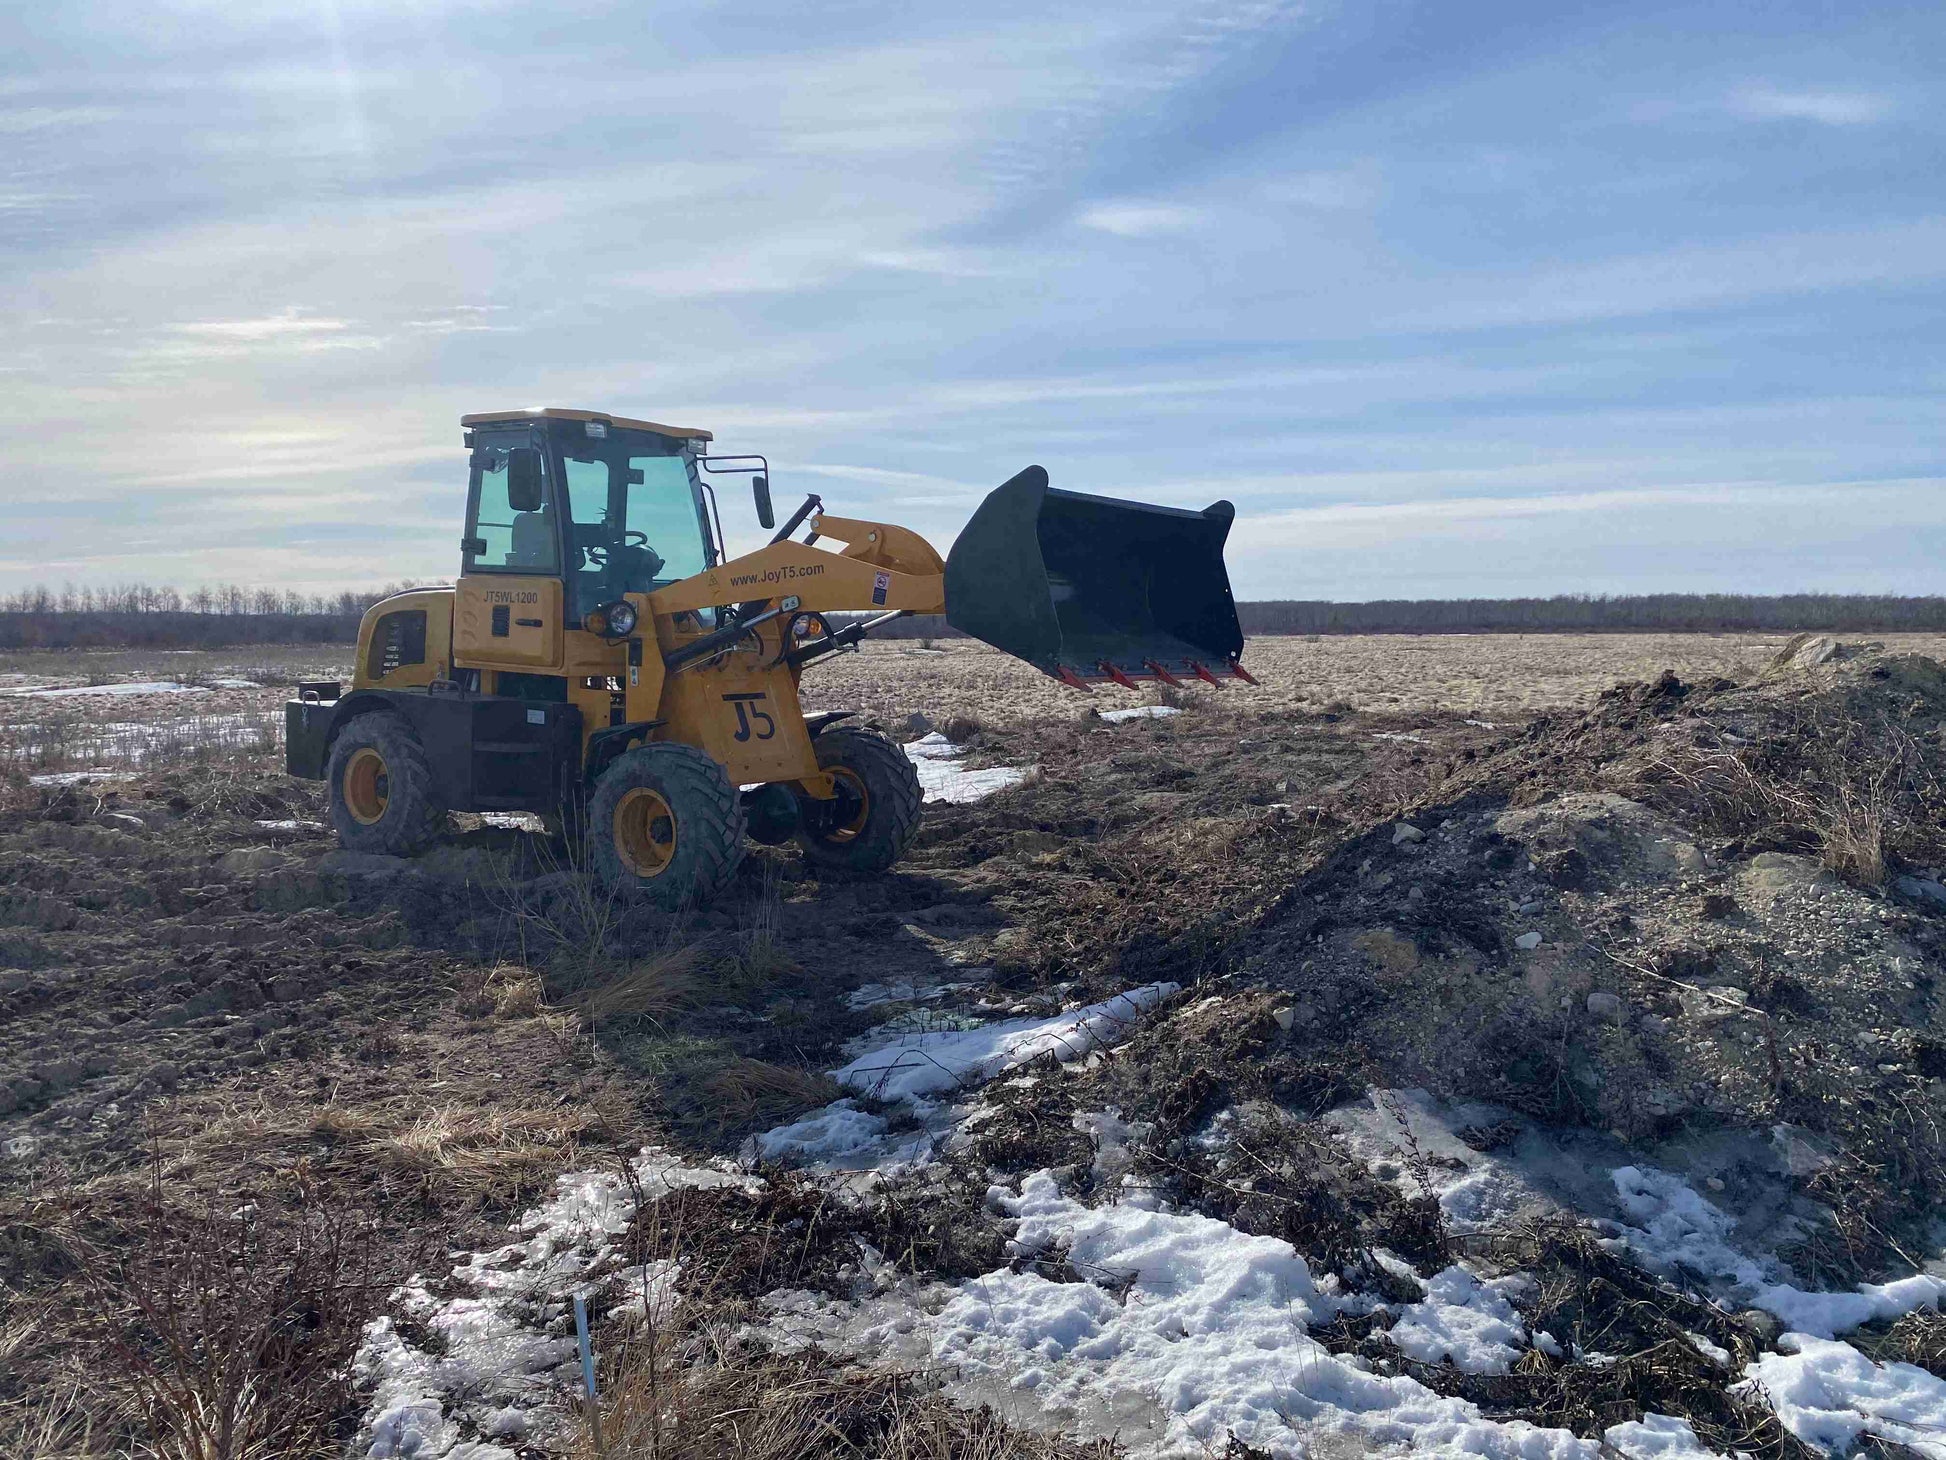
[4, 0, 1942, 601]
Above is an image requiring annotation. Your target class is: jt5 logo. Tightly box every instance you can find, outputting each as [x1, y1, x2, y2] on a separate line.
[721, 691, 776, 742]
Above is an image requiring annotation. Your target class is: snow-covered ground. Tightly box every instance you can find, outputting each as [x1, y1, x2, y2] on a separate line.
[1098, 705, 1183, 724]
[2, 679, 209, 698]
[354, 1150, 749, 1459]
[344, 978, 1946, 1460]
[903, 732, 1032, 803]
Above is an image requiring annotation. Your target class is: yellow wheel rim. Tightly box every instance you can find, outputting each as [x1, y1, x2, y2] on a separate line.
[823, 766, 871, 845]
[343, 747, 389, 825]
[614, 787, 678, 877]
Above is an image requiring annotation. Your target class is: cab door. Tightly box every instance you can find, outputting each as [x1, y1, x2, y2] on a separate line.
[453, 435, 567, 671]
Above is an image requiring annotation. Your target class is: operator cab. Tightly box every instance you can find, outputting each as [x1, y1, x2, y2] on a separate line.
[460, 408, 718, 625]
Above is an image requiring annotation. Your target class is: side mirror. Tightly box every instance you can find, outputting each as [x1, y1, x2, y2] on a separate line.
[752, 473, 775, 530]
[507, 448, 544, 513]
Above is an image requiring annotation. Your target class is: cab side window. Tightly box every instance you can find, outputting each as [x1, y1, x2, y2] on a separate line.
[466, 444, 558, 573]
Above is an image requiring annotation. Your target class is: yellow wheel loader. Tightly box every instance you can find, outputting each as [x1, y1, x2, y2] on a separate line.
[286, 408, 1250, 907]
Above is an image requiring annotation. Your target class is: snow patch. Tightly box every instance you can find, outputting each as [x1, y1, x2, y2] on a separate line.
[743, 1099, 890, 1163]
[832, 983, 1178, 1104]
[902, 733, 1032, 804]
[1611, 1165, 1946, 1337]
[1099, 705, 1183, 724]
[13, 680, 208, 698]
[352, 1148, 744, 1458]
[928, 1172, 1600, 1458]
[27, 769, 135, 786]
[1743, 1333, 1946, 1459]
[1388, 1267, 1531, 1375]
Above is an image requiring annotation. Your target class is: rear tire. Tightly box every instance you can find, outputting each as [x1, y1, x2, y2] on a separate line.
[326, 712, 447, 855]
[793, 726, 923, 879]
[587, 743, 746, 908]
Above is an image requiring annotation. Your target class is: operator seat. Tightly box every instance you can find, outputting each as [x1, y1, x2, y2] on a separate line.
[508, 511, 555, 570]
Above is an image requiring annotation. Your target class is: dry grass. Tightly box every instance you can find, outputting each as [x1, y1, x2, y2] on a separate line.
[581, 943, 710, 1025]
[801, 633, 1946, 729]
[311, 1101, 607, 1209]
[577, 1339, 1116, 1460]
[1639, 695, 1946, 885]
[567, 1174, 1113, 1460]
[694, 1058, 842, 1129]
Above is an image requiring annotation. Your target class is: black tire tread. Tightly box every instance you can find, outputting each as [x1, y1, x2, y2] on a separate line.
[794, 726, 923, 878]
[326, 711, 448, 856]
[587, 742, 746, 908]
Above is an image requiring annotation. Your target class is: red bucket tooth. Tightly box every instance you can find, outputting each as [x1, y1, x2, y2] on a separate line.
[1187, 661, 1226, 687]
[1230, 661, 1259, 685]
[1054, 665, 1095, 691]
[1100, 662, 1145, 690]
[1144, 660, 1186, 687]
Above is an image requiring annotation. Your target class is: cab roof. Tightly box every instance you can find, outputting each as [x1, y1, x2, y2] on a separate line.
[460, 407, 713, 442]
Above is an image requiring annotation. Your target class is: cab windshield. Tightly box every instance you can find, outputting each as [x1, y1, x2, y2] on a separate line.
[557, 430, 712, 619]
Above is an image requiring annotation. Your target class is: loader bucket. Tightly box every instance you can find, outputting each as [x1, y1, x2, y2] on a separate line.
[944, 466, 1249, 687]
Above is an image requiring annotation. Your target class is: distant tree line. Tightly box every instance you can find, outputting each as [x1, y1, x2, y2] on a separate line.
[0, 582, 423, 650]
[860, 593, 1946, 641]
[1237, 593, 1946, 635]
[4, 585, 1944, 650]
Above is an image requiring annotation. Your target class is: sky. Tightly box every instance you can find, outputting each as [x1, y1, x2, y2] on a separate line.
[4, 0, 1943, 603]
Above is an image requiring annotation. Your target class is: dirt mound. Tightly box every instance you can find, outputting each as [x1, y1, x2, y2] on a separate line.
[1208, 645, 1946, 1281]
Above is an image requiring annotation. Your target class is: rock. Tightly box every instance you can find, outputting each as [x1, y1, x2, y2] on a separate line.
[1739, 852, 1829, 902]
[1391, 822, 1425, 845]
[269, 976, 307, 1002]
[145, 1061, 180, 1089]
[903, 712, 935, 736]
[1272, 1006, 1295, 1031]
[106, 812, 145, 830]
[1514, 931, 1543, 951]
[1767, 634, 1842, 673]
[150, 1001, 189, 1028]
[1893, 875, 1946, 908]
[1586, 991, 1624, 1020]
[1518, 900, 1543, 915]
[0, 1085, 14, 1116]
[218, 847, 296, 877]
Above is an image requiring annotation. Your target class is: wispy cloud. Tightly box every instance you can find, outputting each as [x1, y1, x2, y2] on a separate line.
[1076, 200, 1206, 236]
[1728, 86, 1894, 126]
[2, 0, 1943, 598]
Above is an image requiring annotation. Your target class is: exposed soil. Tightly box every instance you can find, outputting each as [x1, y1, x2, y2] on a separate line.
[6, 636, 1946, 1456]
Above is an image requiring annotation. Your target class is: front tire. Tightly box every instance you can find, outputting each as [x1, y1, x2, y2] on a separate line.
[587, 743, 746, 908]
[793, 726, 923, 879]
[326, 712, 447, 855]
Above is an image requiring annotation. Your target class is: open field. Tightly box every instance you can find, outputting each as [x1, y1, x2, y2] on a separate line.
[10, 632, 1946, 776]
[6, 633, 1946, 1458]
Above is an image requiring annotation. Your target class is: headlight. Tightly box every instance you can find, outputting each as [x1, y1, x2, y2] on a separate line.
[604, 599, 639, 637]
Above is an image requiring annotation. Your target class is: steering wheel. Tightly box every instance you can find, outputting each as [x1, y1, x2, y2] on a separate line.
[582, 531, 651, 568]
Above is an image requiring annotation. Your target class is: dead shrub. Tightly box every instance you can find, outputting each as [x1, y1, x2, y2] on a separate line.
[729, 863, 798, 992]
[93, 1201, 375, 1460]
[581, 943, 708, 1026]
